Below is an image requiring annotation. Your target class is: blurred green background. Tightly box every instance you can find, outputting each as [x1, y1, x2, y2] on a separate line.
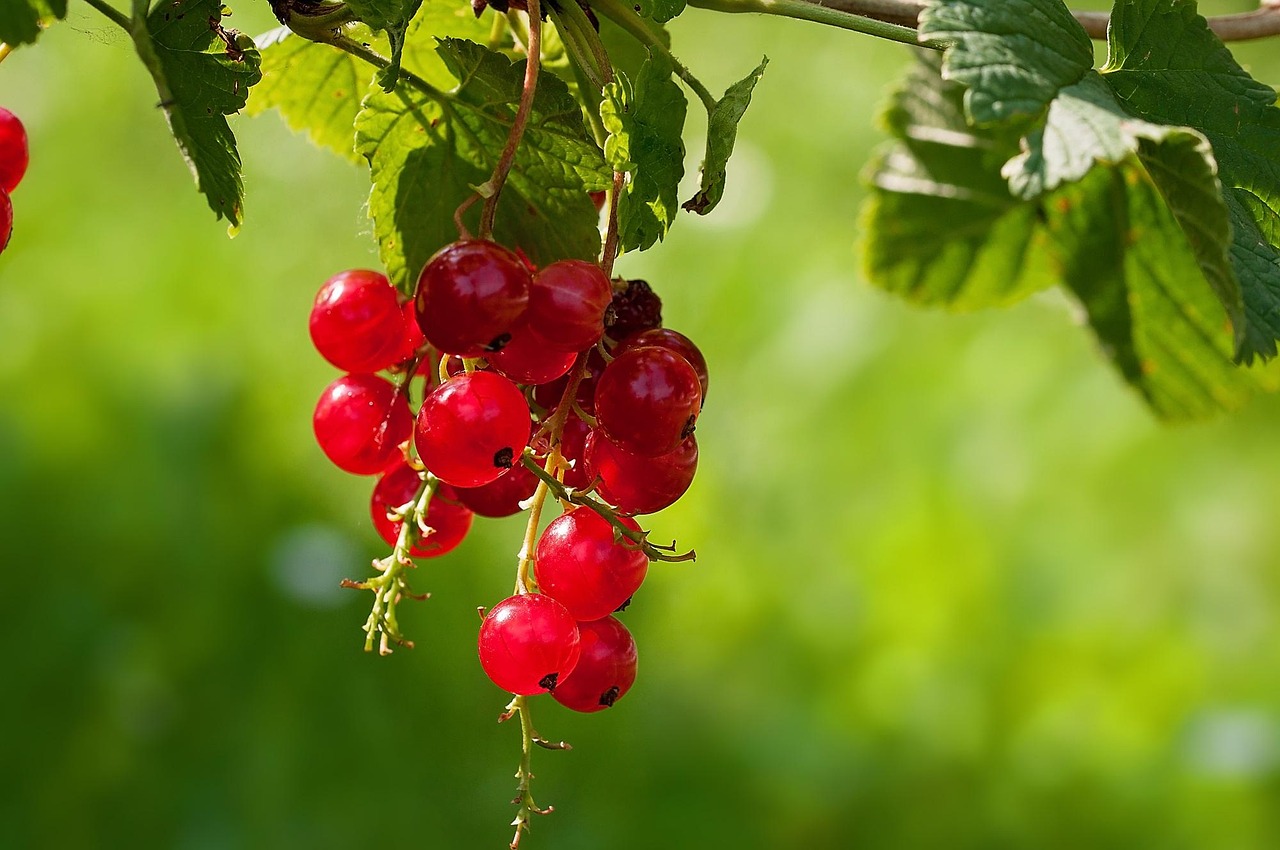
[4, 2, 1280, 847]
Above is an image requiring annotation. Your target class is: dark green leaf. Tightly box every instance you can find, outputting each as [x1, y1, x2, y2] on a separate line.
[132, 0, 262, 229]
[918, 0, 1092, 126]
[683, 57, 766, 216]
[355, 38, 610, 291]
[601, 54, 687, 252]
[0, 0, 65, 46]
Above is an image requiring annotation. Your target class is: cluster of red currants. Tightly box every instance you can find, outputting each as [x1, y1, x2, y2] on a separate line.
[309, 238, 707, 712]
[0, 108, 30, 254]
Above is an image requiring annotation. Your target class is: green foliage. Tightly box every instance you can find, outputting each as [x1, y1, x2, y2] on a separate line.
[345, 0, 422, 89]
[0, 0, 65, 46]
[355, 38, 609, 290]
[131, 0, 262, 229]
[601, 54, 688, 252]
[634, 0, 685, 24]
[684, 57, 768, 215]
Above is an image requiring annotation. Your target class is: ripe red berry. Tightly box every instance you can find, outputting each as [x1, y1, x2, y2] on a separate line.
[531, 348, 605, 415]
[394, 299, 427, 365]
[535, 509, 648, 621]
[532, 412, 591, 490]
[0, 109, 29, 195]
[370, 462, 473, 557]
[478, 594, 581, 695]
[585, 430, 698, 515]
[454, 463, 538, 518]
[415, 371, 531, 488]
[309, 269, 406, 373]
[526, 260, 613, 352]
[594, 346, 702, 457]
[313, 374, 414, 475]
[0, 189, 11, 253]
[552, 617, 638, 713]
[606, 279, 662, 340]
[414, 239, 531, 356]
[486, 316, 577, 385]
[614, 328, 709, 401]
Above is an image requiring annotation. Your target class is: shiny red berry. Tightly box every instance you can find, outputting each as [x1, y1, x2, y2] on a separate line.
[486, 316, 577, 385]
[478, 594, 581, 695]
[585, 430, 697, 515]
[0, 109, 29, 194]
[413, 239, 531, 356]
[0, 189, 10, 253]
[313, 374, 413, 475]
[394, 299, 427, 365]
[454, 463, 538, 518]
[594, 346, 702, 457]
[309, 270, 405, 373]
[534, 509, 648, 622]
[552, 617, 638, 713]
[526, 260, 613, 352]
[370, 462, 473, 557]
[614, 328, 709, 401]
[415, 371, 531, 488]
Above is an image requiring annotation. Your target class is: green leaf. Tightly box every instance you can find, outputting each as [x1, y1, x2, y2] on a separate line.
[246, 28, 374, 163]
[0, 0, 65, 46]
[918, 0, 1092, 126]
[132, 0, 262, 229]
[863, 54, 1052, 309]
[634, 0, 684, 25]
[355, 38, 610, 291]
[1047, 164, 1269, 419]
[683, 57, 767, 216]
[601, 54, 687, 253]
[345, 0, 423, 90]
[1102, 0, 1280, 362]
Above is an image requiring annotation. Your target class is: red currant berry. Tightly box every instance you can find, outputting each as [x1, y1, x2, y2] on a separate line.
[552, 617, 637, 713]
[371, 463, 473, 557]
[594, 346, 702, 457]
[586, 430, 697, 515]
[414, 239, 531, 356]
[309, 270, 405, 373]
[486, 316, 577, 385]
[614, 328, 709, 401]
[0, 109, 29, 195]
[532, 412, 591, 490]
[394, 299, 427, 365]
[606, 279, 662, 340]
[478, 594, 581, 695]
[531, 348, 605, 415]
[535, 509, 648, 622]
[454, 463, 538, 518]
[415, 371, 531, 488]
[313, 374, 413, 475]
[526, 260, 613, 352]
[0, 189, 11, 253]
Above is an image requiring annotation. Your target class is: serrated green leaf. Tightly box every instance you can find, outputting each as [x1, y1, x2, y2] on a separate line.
[356, 38, 609, 291]
[634, 0, 684, 24]
[1102, 0, 1280, 362]
[683, 57, 766, 216]
[1047, 164, 1269, 419]
[0, 0, 65, 46]
[601, 55, 687, 252]
[345, 0, 423, 90]
[132, 0, 262, 228]
[918, 0, 1092, 126]
[246, 28, 374, 163]
[863, 54, 1052, 309]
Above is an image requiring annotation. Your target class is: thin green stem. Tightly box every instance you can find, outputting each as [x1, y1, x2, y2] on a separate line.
[589, 0, 718, 111]
[328, 36, 452, 103]
[685, 0, 940, 46]
[0, 43, 13, 64]
[82, 0, 131, 31]
[505, 694, 564, 848]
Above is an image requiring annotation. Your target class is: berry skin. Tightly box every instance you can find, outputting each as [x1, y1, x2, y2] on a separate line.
[415, 371, 531, 488]
[532, 348, 605, 415]
[394, 299, 427, 366]
[594, 346, 702, 457]
[371, 463, 473, 557]
[313, 374, 414, 475]
[532, 412, 591, 490]
[552, 617, 638, 713]
[478, 594, 581, 695]
[526, 260, 613, 352]
[309, 270, 405, 373]
[0, 109, 28, 195]
[486, 316, 577, 385]
[454, 463, 538, 518]
[585, 430, 698, 515]
[614, 328, 709, 401]
[0, 189, 10, 253]
[414, 239, 531, 357]
[535, 509, 648, 622]
[606, 279, 662, 340]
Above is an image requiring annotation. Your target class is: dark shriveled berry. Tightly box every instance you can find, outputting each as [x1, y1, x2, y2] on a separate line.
[606, 279, 662, 340]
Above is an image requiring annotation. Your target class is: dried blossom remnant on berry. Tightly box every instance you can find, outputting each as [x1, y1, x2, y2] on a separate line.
[607, 279, 663, 340]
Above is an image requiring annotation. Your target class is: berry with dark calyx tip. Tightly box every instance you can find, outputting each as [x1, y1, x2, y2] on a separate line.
[534, 509, 648, 622]
[370, 462, 473, 557]
[415, 371, 531, 488]
[313, 374, 414, 475]
[606, 279, 662, 341]
[0, 189, 11, 253]
[454, 462, 538, 518]
[594, 346, 702, 457]
[552, 617, 637, 713]
[531, 348, 605, 415]
[0, 109, 29, 194]
[478, 594, 581, 695]
[585, 430, 698, 515]
[486, 316, 577, 385]
[309, 269, 405, 373]
[414, 239, 531, 357]
[615, 328, 709, 401]
[526, 260, 613, 352]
